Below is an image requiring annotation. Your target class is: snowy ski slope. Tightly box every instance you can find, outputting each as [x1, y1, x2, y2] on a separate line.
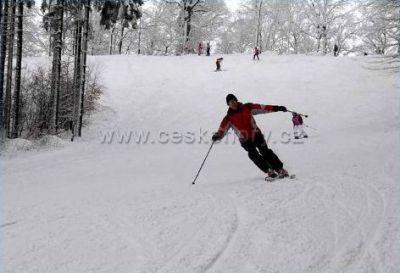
[2, 53, 399, 273]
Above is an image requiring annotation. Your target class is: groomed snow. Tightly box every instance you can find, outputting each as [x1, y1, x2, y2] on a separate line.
[2, 53, 399, 273]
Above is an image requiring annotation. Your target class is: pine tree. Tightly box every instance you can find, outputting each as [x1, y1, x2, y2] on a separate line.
[78, 0, 91, 137]
[5, 0, 16, 138]
[72, 5, 83, 140]
[11, 0, 28, 138]
[43, 0, 64, 134]
[39, 0, 144, 139]
[0, 0, 9, 144]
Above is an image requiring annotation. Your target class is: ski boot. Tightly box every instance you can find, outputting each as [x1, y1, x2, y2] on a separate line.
[277, 168, 289, 178]
[265, 169, 278, 182]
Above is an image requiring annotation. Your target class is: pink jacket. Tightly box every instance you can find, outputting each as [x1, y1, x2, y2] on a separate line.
[292, 114, 303, 126]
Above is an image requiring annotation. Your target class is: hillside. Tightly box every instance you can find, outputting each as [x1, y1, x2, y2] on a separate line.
[2, 53, 399, 273]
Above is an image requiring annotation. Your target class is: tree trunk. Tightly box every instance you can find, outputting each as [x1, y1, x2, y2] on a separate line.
[398, 7, 400, 54]
[11, 1, 23, 138]
[109, 27, 115, 55]
[185, 8, 192, 53]
[72, 16, 82, 141]
[256, 0, 263, 49]
[0, 1, 2, 31]
[182, 18, 187, 54]
[322, 28, 327, 55]
[48, 31, 52, 56]
[118, 26, 124, 54]
[78, 0, 90, 137]
[5, 0, 16, 138]
[186, 13, 191, 44]
[138, 18, 141, 54]
[0, 0, 9, 144]
[55, 2, 64, 133]
[50, 0, 64, 134]
[48, 0, 53, 56]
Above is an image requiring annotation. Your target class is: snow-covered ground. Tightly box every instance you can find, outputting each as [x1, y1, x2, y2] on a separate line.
[2, 53, 399, 273]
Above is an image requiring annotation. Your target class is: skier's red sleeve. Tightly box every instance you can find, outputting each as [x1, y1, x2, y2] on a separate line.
[216, 116, 231, 137]
[247, 103, 275, 114]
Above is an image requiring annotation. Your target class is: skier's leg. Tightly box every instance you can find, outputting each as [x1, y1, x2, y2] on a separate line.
[254, 132, 284, 171]
[241, 140, 271, 173]
[300, 125, 308, 137]
[294, 125, 300, 139]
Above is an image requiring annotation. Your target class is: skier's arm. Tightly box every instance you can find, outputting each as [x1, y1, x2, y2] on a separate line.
[212, 116, 231, 141]
[247, 103, 287, 115]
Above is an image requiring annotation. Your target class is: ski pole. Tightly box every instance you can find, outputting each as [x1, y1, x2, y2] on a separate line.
[287, 110, 309, 118]
[192, 141, 214, 185]
[304, 124, 317, 130]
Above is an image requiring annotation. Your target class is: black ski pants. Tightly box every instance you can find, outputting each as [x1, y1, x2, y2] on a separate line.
[240, 132, 283, 173]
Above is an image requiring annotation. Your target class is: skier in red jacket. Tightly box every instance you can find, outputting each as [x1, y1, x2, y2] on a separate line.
[212, 94, 289, 178]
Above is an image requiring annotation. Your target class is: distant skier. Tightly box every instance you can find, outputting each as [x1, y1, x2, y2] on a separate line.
[253, 46, 260, 60]
[334, 44, 339, 57]
[216, 57, 223, 71]
[198, 42, 203, 56]
[206, 43, 211, 56]
[292, 112, 308, 139]
[212, 94, 289, 179]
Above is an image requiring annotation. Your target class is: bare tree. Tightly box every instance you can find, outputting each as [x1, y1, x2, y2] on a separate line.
[304, 0, 348, 54]
[256, 0, 262, 50]
[359, 0, 400, 54]
[166, 0, 208, 53]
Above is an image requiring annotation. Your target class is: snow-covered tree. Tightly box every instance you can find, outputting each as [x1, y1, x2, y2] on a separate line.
[165, 0, 211, 53]
[358, 0, 400, 54]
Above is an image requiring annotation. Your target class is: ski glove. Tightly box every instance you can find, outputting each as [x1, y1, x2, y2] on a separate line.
[273, 105, 287, 112]
[212, 133, 222, 142]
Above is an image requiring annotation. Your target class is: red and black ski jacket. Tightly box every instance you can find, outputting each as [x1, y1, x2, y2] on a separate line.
[215, 102, 277, 142]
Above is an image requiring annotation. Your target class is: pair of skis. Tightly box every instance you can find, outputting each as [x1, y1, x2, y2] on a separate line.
[265, 173, 296, 182]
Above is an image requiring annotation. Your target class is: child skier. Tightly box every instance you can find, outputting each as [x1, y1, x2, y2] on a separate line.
[216, 57, 223, 71]
[253, 47, 260, 60]
[212, 94, 289, 179]
[206, 43, 211, 56]
[292, 112, 308, 139]
[198, 42, 203, 56]
[333, 44, 339, 57]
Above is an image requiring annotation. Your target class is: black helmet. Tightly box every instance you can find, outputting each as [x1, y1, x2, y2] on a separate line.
[226, 94, 238, 105]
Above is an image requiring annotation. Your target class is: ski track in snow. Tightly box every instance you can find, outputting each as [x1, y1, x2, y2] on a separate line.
[2, 53, 399, 273]
[309, 178, 386, 273]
